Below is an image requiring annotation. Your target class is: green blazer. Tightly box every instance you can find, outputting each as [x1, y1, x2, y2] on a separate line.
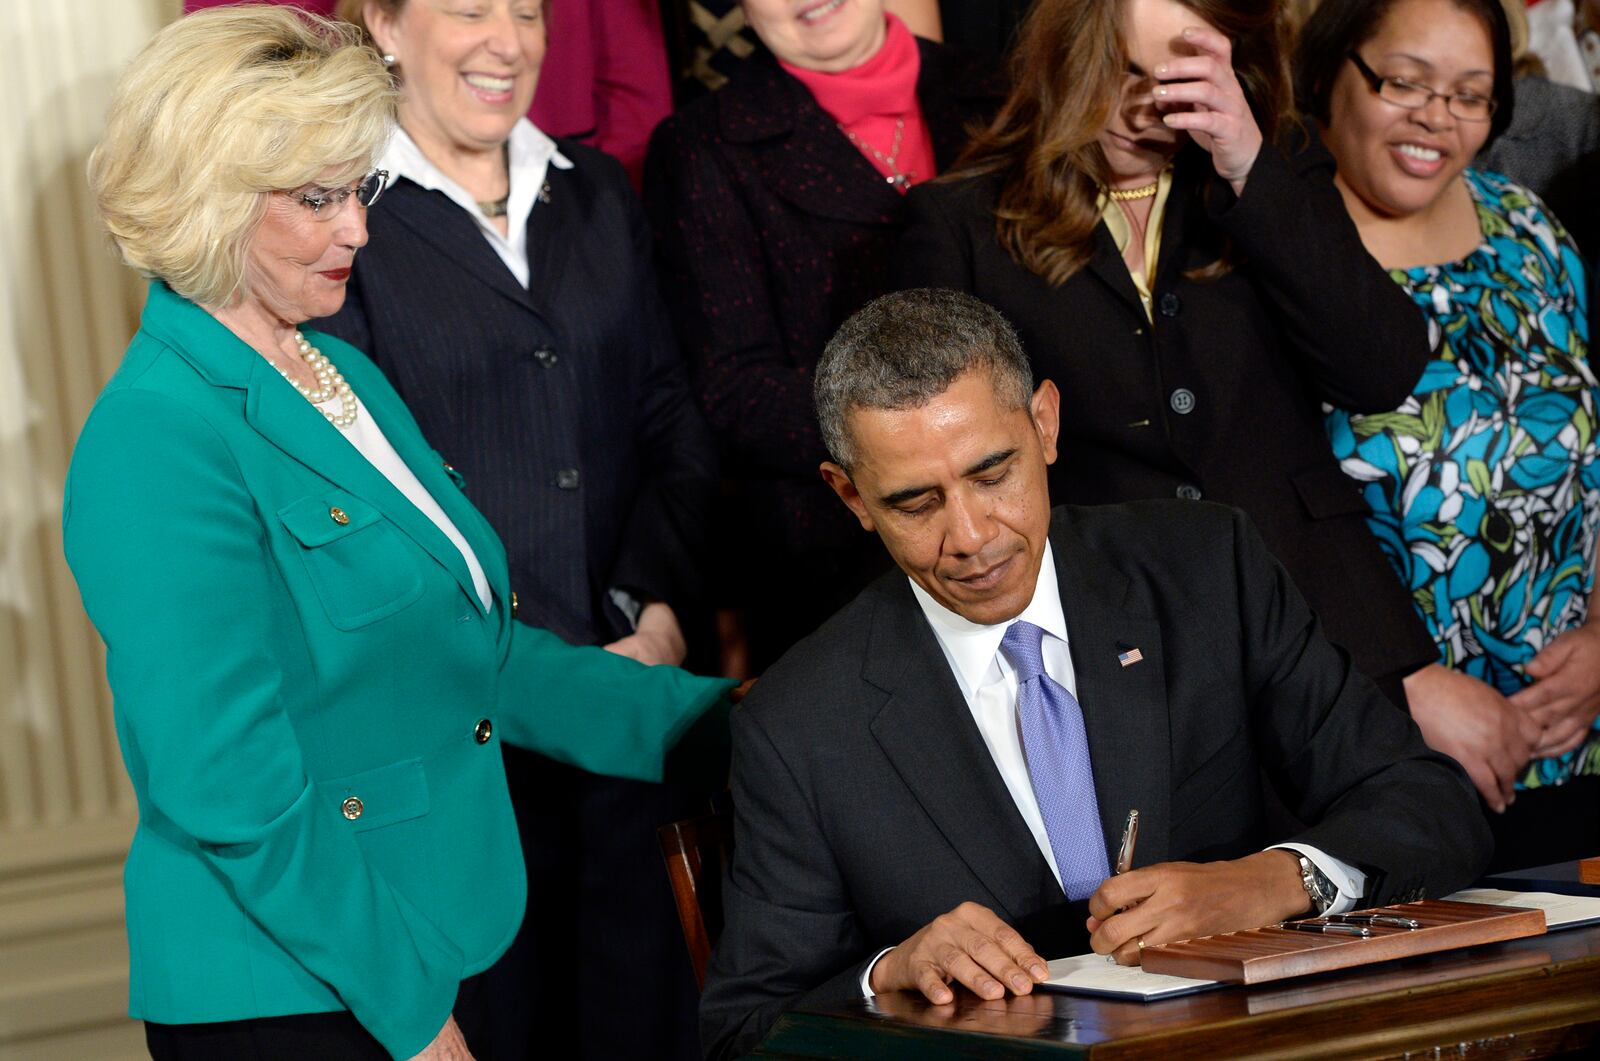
[63, 281, 734, 1059]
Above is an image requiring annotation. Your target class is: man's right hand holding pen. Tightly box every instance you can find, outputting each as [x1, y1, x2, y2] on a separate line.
[1086, 850, 1317, 965]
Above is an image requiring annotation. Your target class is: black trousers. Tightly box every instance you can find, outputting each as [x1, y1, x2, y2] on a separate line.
[481, 744, 705, 1061]
[1486, 774, 1600, 874]
[145, 967, 491, 1060]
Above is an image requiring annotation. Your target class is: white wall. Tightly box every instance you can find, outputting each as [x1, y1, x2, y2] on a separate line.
[0, 2, 181, 1056]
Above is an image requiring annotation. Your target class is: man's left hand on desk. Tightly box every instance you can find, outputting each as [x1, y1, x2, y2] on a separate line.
[1085, 850, 1311, 965]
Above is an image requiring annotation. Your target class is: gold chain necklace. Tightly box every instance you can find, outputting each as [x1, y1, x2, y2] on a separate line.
[1107, 181, 1160, 201]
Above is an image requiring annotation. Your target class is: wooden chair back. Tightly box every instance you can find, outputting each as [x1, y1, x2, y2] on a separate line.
[657, 809, 733, 990]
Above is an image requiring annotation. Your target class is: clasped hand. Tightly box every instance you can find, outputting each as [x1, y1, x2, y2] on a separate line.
[1510, 623, 1600, 760]
[1405, 663, 1540, 813]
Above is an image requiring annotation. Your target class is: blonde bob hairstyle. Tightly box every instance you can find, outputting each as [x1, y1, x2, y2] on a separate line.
[89, 6, 396, 308]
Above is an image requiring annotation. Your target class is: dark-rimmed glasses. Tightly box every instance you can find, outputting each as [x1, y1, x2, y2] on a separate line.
[1346, 52, 1496, 122]
[288, 169, 389, 218]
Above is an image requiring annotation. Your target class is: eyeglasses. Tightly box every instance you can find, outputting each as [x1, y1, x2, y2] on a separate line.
[1346, 52, 1496, 122]
[288, 169, 389, 218]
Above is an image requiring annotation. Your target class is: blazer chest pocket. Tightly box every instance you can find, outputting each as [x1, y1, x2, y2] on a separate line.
[278, 494, 424, 630]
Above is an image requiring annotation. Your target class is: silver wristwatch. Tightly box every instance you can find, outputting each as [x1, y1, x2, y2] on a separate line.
[1297, 854, 1337, 915]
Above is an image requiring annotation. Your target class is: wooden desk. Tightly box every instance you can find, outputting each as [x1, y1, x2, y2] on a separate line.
[754, 921, 1600, 1059]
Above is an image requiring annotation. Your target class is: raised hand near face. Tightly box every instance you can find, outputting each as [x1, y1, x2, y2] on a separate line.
[1153, 26, 1263, 196]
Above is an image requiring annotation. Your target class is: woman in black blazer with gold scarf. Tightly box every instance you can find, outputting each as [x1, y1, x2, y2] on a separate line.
[898, 0, 1437, 705]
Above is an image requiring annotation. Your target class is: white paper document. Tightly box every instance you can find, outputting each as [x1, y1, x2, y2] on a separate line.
[1443, 889, 1600, 930]
[1037, 953, 1219, 1001]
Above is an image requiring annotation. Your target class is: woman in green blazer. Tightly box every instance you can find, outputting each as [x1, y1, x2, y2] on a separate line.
[64, 9, 732, 1060]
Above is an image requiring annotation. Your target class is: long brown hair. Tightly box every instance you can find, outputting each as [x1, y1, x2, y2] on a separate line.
[951, 0, 1294, 287]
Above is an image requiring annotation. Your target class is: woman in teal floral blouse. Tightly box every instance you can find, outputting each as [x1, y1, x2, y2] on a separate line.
[1301, 0, 1600, 869]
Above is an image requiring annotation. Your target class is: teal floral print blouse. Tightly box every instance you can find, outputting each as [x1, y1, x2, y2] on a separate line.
[1325, 168, 1600, 789]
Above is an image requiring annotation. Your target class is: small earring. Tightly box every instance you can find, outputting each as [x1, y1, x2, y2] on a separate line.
[382, 53, 396, 67]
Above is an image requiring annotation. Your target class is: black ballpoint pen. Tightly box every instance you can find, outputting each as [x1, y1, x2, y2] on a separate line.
[1328, 913, 1421, 929]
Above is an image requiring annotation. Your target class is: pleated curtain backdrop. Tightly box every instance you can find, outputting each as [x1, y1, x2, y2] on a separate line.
[0, 2, 181, 1057]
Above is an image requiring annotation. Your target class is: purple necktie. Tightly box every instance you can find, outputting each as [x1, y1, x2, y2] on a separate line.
[1001, 620, 1111, 901]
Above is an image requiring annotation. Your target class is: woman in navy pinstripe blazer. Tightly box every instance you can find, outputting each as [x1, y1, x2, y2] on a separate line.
[314, 3, 719, 1058]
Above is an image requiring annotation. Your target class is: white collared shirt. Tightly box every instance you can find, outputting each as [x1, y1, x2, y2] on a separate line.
[909, 542, 1078, 887]
[379, 118, 573, 289]
[860, 542, 1365, 995]
[334, 395, 493, 613]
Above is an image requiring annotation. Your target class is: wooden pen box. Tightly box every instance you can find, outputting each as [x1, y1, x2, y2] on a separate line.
[1139, 900, 1546, 984]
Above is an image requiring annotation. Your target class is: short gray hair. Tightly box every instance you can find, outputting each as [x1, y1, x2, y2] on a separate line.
[814, 289, 1034, 470]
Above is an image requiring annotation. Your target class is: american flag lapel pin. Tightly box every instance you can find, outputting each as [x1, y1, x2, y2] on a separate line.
[1117, 647, 1144, 668]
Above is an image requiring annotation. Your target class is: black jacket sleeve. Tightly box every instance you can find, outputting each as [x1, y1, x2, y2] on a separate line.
[699, 703, 879, 1061]
[1208, 134, 1433, 413]
[1227, 506, 1491, 900]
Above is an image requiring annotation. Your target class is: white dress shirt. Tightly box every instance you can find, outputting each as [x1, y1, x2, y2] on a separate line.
[327, 394, 493, 613]
[860, 542, 1364, 995]
[379, 118, 573, 290]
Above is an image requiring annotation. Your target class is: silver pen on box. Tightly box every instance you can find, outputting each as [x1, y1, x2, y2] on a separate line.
[1329, 913, 1421, 929]
[1276, 920, 1373, 937]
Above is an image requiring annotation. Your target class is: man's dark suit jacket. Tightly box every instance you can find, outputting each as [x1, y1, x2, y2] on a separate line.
[643, 41, 1003, 663]
[897, 139, 1438, 699]
[316, 141, 716, 648]
[701, 502, 1491, 1060]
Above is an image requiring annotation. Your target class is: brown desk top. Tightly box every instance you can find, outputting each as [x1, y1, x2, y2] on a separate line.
[757, 920, 1600, 1059]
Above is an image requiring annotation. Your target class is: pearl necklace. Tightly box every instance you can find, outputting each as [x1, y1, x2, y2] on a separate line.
[839, 118, 912, 191]
[275, 332, 359, 429]
[1107, 181, 1160, 201]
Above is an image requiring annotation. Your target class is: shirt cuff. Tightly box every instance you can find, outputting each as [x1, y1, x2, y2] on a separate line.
[1270, 843, 1367, 915]
[607, 587, 643, 630]
[860, 947, 895, 997]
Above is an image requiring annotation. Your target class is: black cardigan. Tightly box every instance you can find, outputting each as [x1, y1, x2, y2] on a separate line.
[897, 138, 1438, 691]
[644, 40, 1003, 563]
